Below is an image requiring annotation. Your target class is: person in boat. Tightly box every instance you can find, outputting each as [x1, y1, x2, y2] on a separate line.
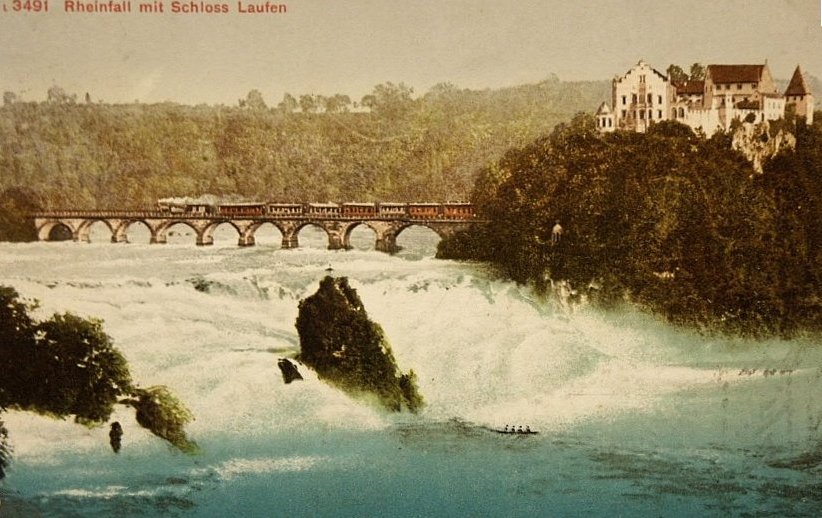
[517, 426, 523, 433]
[525, 426, 531, 433]
[504, 425, 509, 432]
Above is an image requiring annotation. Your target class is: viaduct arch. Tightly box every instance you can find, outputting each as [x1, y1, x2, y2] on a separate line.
[32, 209, 479, 254]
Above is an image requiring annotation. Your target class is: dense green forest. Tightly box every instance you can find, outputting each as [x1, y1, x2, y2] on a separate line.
[0, 79, 608, 211]
[439, 114, 822, 337]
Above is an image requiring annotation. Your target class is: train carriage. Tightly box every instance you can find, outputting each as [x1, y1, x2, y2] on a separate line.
[307, 203, 341, 217]
[408, 203, 441, 219]
[377, 203, 407, 217]
[442, 202, 474, 220]
[218, 203, 266, 217]
[342, 202, 378, 218]
[267, 203, 304, 216]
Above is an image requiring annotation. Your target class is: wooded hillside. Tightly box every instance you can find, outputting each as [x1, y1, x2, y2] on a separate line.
[0, 79, 608, 209]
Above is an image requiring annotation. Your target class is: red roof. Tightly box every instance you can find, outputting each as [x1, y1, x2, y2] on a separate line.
[673, 80, 705, 95]
[785, 66, 811, 96]
[707, 65, 764, 84]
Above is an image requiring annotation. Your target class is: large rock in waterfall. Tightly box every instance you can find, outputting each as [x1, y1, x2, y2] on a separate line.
[295, 276, 423, 412]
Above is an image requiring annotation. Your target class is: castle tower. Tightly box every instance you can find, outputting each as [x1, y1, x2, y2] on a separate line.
[784, 65, 814, 125]
[611, 60, 670, 133]
[595, 102, 615, 133]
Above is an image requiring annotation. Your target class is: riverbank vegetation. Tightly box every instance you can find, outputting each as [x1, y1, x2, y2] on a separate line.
[439, 114, 822, 338]
[0, 286, 197, 478]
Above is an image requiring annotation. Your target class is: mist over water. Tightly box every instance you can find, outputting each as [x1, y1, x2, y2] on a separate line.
[1, 233, 821, 516]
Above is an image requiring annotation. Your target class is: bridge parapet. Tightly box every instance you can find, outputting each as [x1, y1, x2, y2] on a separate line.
[33, 211, 479, 223]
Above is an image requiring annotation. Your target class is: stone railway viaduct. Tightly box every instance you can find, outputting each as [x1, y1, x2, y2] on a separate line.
[32, 208, 479, 253]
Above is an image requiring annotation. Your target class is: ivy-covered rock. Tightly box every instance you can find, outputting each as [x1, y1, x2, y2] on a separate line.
[0, 418, 10, 480]
[296, 276, 423, 412]
[129, 386, 199, 454]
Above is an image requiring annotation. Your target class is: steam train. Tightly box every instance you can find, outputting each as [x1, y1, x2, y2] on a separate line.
[156, 201, 474, 220]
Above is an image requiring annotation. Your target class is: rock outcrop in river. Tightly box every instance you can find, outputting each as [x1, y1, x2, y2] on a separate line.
[277, 358, 303, 384]
[296, 276, 423, 412]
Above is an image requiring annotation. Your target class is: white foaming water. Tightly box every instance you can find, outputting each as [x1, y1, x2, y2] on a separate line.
[1, 239, 821, 516]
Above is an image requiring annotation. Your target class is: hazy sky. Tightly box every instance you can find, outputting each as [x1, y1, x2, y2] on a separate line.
[1, 0, 821, 105]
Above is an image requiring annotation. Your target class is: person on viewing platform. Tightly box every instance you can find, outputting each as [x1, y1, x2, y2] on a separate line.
[551, 221, 563, 244]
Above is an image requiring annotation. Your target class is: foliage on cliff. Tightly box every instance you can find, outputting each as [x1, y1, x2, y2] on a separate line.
[0, 79, 607, 211]
[296, 276, 423, 412]
[0, 287, 134, 422]
[0, 286, 197, 478]
[439, 113, 822, 337]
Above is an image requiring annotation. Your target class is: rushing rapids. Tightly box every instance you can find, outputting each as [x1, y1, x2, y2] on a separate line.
[0, 230, 821, 516]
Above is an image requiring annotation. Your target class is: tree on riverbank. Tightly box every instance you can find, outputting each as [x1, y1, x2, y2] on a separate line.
[0, 187, 41, 241]
[439, 113, 822, 337]
[0, 286, 198, 478]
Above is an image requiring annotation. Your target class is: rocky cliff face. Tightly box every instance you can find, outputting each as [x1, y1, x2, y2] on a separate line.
[295, 276, 423, 412]
[732, 122, 796, 173]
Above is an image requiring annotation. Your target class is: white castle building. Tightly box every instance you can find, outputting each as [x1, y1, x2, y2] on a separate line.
[596, 60, 814, 135]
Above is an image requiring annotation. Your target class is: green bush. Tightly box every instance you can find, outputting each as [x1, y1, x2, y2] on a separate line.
[131, 386, 199, 454]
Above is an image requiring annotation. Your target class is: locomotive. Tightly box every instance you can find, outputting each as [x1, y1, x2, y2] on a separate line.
[157, 201, 474, 219]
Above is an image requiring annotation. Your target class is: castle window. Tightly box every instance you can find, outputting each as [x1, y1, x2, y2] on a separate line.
[640, 75, 646, 83]
[648, 109, 653, 119]
[672, 108, 677, 119]
[679, 107, 685, 117]
[639, 110, 645, 120]
[658, 95, 663, 104]
[632, 94, 637, 103]
[737, 84, 742, 90]
[658, 110, 662, 119]
[647, 94, 653, 104]
[608, 119, 612, 127]
[621, 109, 627, 118]
[622, 95, 627, 105]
